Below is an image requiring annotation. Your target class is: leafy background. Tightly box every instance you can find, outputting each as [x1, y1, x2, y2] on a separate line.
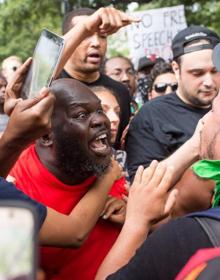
[0, 0, 219, 63]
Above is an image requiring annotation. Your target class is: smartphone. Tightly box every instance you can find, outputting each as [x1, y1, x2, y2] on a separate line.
[0, 201, 37, 280]
[21, 29, 65, 98]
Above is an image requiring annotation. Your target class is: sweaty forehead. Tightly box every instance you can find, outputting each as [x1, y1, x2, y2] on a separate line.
[66, 90, 100, 108]
[52, 79, 100, 108]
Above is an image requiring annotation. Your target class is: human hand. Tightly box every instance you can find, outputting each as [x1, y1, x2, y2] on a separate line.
[6, 175, 16, 184]
[4, 57, 32, 115]
[105, 158, 123, 181]
[2, 88, 55, 149]
[102, 196, 126, 224]
[84, 7, 139, 37]
[125, 160, 178, 228]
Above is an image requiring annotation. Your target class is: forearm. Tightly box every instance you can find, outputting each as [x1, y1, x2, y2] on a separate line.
[39, 171, 119, 247]
[0, 133, 25, 177]
[68, 171, 120, 240]
[163, 138, 199, 186]
[95, 221, 149, 280]
[54, 23, 90, 78]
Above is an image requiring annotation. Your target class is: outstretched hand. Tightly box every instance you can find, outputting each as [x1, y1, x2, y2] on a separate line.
[84, 7, 140, 37]
[125, 160, 178, 228]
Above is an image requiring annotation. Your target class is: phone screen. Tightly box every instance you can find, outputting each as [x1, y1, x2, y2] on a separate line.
[0, 204, 36, 280]
[21, 29, 64, 98]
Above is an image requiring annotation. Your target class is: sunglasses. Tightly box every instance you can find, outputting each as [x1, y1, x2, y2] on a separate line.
[154, 82, 178, 93]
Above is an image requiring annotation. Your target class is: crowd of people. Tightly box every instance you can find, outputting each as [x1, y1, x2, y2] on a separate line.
[1, 5, 220, 280]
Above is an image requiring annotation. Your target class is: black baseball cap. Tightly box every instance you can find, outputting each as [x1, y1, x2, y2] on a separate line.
[172, 25, 220, 59]
[137, 55, 164, 72]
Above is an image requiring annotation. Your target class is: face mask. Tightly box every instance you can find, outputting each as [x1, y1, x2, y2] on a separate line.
[192, 160, 220, 207]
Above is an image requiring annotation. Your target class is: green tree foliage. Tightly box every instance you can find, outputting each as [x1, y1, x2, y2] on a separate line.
[0, 0, 219, 63]
[139, 0, 220, 35]
[0, 0, 62, 62]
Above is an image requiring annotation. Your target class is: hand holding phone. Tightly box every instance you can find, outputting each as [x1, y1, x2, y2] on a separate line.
[21, 29, 64, 99]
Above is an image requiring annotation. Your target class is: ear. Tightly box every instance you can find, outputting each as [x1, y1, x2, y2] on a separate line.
[172, 60, 180, 81]
[38, 133, 54, 147]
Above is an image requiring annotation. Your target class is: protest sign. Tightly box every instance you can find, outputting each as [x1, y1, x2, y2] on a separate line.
[108, 5, 186, 65]
[125, 5, 187, 66]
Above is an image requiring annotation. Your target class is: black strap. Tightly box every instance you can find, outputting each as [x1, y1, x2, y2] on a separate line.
[194, 217, 220, 247]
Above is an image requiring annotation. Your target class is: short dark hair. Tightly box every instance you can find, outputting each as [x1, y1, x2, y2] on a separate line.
[62, 8, 95, 35]
[148, 61, 174, 92]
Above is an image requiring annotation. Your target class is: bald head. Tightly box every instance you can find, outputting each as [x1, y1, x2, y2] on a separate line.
[50, 78, 101, 115]
[51, 78, 98, 104]
[37, 78, 111, 184]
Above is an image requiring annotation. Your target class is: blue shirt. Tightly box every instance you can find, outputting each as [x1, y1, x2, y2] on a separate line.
[0, 177, 47, 229]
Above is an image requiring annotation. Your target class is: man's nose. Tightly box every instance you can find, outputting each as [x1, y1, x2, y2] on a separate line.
[121, 72, 129, 82]
[90, 112, 109, 129]
[203, 73, 214, 87]
[90, 34, 101, 47]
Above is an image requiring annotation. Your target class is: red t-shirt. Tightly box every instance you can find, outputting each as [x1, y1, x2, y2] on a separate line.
[10, 145, 127, 280]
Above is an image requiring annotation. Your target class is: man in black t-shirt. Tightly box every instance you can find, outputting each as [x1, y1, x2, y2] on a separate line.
[95, 84, 220, 279]
[60, 8, 131, 148]
[126, 25, 220, 182]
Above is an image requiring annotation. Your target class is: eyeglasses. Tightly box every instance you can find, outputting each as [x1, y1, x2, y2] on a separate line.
[154, 82, 178, 94]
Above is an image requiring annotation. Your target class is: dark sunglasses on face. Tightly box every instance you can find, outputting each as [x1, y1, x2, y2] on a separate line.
[154, 82, 178, 93]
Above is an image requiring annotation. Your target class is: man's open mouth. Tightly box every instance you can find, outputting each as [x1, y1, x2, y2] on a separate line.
[89, 133, 111, 156]
[87, 53, 101, 64]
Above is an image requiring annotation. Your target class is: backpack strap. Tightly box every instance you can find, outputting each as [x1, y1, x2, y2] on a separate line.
[194, 217, 220, 247]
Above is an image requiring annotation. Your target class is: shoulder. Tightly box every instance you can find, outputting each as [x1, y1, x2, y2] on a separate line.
[0, 177, 47, 229]
[107, 217, 212, 280]
[134, 93, 191, 121]
[144, 93, 181, 109]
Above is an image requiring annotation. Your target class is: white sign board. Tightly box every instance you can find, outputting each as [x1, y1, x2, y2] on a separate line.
[126, 5, 187, 66]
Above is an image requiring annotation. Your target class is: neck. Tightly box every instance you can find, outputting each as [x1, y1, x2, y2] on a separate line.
[35, 144, 92, 185]
[176, 89, 211, 109]
[64, 63, 100, 83]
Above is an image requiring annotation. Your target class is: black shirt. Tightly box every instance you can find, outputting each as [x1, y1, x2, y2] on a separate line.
[126, 93, 210, 181]
[60, 70, 131, 148]
[107, 217, 212, 280]
[0, 177, 47, 229]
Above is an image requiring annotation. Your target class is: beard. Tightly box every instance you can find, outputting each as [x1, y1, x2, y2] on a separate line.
[181, 86, 217, 108]
[53, 128, 111, 180]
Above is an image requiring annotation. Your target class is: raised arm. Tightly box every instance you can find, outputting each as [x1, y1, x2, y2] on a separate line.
[162, 116, 205, 186]
[39, 159, 123, 247]
[55, 7, 139, 78]
[95, 161, 177, 280]
[0, 90, 55, 178]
